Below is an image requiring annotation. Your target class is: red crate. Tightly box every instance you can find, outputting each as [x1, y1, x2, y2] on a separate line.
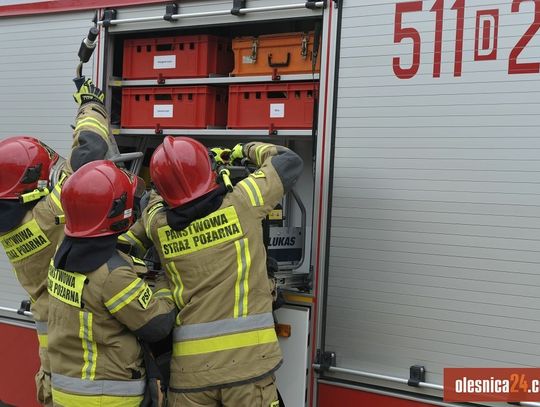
[121, 86, 228, 129]
[228, 82, 318, 129]
[123, 35, 234, 80]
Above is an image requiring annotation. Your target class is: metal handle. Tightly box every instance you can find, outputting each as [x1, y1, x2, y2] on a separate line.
[268, 53, 291, 68]
[97, 2, 325, 26]
[0, 306, 33, 318]
[110, 152, 144, 163]
[279, 188, 306, 272]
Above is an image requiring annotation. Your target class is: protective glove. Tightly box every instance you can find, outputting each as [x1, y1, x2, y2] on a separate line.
[73, 78, 105, 106]
[230, 143, 245, 164]
[210, 147, 232, 165]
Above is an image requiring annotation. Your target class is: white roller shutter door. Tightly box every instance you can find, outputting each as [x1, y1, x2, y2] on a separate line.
[324, 0, 540, 393]
[0, 10, 95, 313]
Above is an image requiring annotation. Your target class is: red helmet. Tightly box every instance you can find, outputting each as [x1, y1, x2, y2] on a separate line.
[0, 136, 59, 200]
[150, 136, 218, 208]
[61, 160, 139, 238]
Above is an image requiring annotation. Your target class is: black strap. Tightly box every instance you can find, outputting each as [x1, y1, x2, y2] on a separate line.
[139, 341, 165, 407]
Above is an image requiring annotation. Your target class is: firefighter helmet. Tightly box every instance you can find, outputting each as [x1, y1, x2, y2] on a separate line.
[0, 136, 59, 200]
[150, 136, 218, 208]
[61, 160, 139, 238]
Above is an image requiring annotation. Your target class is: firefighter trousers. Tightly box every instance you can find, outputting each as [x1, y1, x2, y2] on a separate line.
[36, 344, 53, 407]
[167, 374, 279, 407]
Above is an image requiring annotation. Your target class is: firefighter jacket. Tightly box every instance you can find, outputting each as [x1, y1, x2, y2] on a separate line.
[64, 101, 118, 176]
[125, 142, 303, 392]
[0, 198, 63, 360]
[0, 101, 116, 356]
[0, 102, 118, 406]
[48, 248, 177, 407]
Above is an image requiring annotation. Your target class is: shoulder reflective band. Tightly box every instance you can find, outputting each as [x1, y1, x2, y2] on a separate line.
[104, 278, 146, 314]
[238, 177, 264, 207]
[119, 231, 146, 254]
[48, 263, 86, 307]
[173, 327, 277, 357]
[75, 117, 109, 140]
[255, 144, 272, 166]
[146, 203, 164, 239]
[158, 206, 243, 258]
[0, 218, 51, 262]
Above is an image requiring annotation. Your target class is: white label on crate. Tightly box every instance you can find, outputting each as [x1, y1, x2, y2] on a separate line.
[270, 103, 285, 118]
[153, 55, 176, 69]
[154, 105, 173, 118]
[242, 55, 255, 64]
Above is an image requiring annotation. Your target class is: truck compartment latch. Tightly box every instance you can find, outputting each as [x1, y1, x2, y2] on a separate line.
[102, 9, 118, 28]
[163, 3, 178, 22]
[408, 365, 426, 387]
[17, 300, 31, 315]
[316, 349, 336, 372]
[231, 0, 247, 16]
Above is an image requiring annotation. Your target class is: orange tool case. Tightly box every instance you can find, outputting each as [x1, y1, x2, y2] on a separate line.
[231, 31, 320, 76]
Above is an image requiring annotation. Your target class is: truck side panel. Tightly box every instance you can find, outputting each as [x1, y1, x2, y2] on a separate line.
[0, 322, 40, 407]
[322, 0, 540, 398]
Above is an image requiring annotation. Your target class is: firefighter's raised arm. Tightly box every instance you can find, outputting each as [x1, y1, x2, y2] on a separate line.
[231, 142, 303, 219]
[65, 79, 115, 175]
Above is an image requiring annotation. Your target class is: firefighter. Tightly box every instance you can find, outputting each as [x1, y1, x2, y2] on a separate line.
[0, 79, 119, 406]
[0, 136, 62, 406]
[123, 137, 303, 407]
[47, 160, 177, 407]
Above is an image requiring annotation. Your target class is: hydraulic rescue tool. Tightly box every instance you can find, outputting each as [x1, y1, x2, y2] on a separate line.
[74, 24, 141, 165]
[74, 26, 99, 90]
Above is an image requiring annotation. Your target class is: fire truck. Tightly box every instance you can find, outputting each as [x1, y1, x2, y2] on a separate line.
[1, 1, 540, 406]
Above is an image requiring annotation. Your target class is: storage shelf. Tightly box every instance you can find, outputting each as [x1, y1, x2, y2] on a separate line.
[112, 127, 314, 138]
[110, 73, 320, 87]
